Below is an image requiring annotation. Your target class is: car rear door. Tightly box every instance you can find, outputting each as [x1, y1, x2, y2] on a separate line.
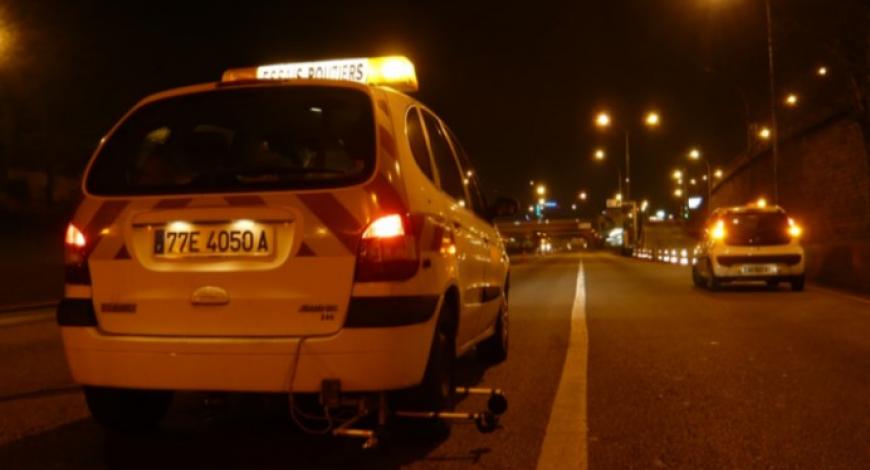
[81, 84, 376, 337]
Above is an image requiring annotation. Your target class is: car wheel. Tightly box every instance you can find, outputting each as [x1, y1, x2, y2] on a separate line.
[406, 303, 456, 412]
[705, 259, 720, 291]
[84, 386, 173, 432]
[477, 303, 509, 364]
[692, 265, 705, 288]
[791, 276, 805, 292]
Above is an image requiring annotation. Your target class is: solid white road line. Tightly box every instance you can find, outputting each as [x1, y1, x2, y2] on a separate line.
[0, 309, 54, 328]
[537, 260, 588, 470]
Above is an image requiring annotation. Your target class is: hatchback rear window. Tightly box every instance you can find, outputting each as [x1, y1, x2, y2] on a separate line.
[723, 210, 790, 246]
[86, 86, 375, 195]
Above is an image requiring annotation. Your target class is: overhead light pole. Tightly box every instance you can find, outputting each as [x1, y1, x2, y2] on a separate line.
[688, 147, 712, 203]
[594, 110, 660, 202]
[765, 0, 780, 204]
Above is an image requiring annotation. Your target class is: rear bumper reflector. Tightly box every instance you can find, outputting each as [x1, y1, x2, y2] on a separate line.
[57, 299, 98, 326]
[344, 295, 439, 328]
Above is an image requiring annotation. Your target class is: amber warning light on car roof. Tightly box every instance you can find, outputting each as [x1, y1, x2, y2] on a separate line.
[221, 56, 418, 92]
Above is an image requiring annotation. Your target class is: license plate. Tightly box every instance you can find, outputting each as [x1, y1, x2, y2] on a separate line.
[739, 264, 777, 275]
[154, 223, 274, 258]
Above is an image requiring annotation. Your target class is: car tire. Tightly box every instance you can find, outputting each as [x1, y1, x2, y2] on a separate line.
[477, 303, 509, 364]
[790, 276, 805, 292]
[84, 386, 173, 432]
[692, 265, 705, 288]
[405, 303, 456, 412]
[705, 259, 720, 291]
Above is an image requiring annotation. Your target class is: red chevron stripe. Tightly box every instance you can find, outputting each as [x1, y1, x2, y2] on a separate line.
[84, 200, 129, 237]
[365, 172, 408, 215]
[378, 125, 397, 159]
[297, 193, 361, 253]
[297, 242, 316, 257]
[114, 245, 131, 260]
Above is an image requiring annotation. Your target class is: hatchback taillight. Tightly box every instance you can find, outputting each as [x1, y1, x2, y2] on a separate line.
[354, 214, 419, 282]
[64, 223, 91, 285]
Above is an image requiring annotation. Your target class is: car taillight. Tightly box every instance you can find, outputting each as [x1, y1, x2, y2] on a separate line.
[710, 220, 726, 241]
[354, 214, 419, 282]
[64, 223, 91, 285]
[787, 218, 802, 238]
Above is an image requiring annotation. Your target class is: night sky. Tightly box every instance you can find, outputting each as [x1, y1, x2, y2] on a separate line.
[4, 0, 836, 214]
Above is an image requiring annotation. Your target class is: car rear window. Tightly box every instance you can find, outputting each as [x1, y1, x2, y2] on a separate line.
[723, 211, 790, 246]
[86, 86, 375, 195]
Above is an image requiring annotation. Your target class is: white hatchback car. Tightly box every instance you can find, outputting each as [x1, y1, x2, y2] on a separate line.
[692, 200, 805, 291]
[58, 56, 516, 436]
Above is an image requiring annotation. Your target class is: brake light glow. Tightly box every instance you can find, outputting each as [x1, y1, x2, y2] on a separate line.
[65, 224, 86, 248]
[355, 214, 419, 282]
[710, 220, 726, 240]
[222, 56, 419, 92]
[362, 214, 405, 239]
[788, 218, 803, 238]
[64, 223, 91, 285]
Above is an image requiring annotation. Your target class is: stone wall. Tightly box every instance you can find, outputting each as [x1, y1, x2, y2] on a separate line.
[711, 112, 870, 293]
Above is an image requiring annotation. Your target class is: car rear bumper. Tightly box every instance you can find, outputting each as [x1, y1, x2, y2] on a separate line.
[710, 247, 805, 279]
[61, 316, 436, 393]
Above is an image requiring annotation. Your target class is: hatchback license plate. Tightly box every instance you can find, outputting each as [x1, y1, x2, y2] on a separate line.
[739, 264, 777, 275]
[154, 224, 273, 258]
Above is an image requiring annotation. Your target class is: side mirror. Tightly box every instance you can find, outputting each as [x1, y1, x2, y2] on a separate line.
[488, 197, 519, 221]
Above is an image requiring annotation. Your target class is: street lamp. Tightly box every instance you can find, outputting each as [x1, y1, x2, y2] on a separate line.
[672, 169, 683, 180]
[816, 66, 828, 77]
[592, 149, 623, 195]
[687, 147, 712, 203]
[595, 112, 611, 128]
[593, 109, 662, 201]
[784, 93, 798, 107]
[758, 126, 772, 140]
[714, 168, 723, 179]
[536, 184, 547, 197]
[578, 191, 587, 201]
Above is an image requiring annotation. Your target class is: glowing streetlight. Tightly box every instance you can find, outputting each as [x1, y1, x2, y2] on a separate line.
[672, 169, 683, 180]
[571, 204, 578, 210]
[595, 112, 611, 128]
[690, 178, 697, 186]
[714, 168, 723, 179]
[758, 126, 772, 140]
[594, 148, 606, 160]
[817, 66, 828, 77]
[615, 193, 623, 201]
[537, 197, 546, 205]
[529, 180, 535, 186]
[688, 148, 701, 160]
[673, 188, 683, 197]
[536, 184, 547, 196]
[644, 111, 661, 127]
[784, 93, 798, 107]
[578, 191, 587, 201]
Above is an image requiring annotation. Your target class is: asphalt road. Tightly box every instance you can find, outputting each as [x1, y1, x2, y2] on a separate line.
[0, 252, 868, 469]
